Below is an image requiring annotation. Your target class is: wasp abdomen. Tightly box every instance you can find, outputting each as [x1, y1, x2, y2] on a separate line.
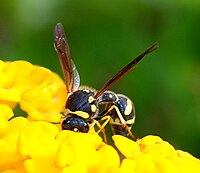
[111, 124, 132, 136]
[98, 91, 118, 104]
[108, 94, 135, 136]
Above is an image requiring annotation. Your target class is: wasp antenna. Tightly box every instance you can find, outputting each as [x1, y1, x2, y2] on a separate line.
[95, 42, 159, 99]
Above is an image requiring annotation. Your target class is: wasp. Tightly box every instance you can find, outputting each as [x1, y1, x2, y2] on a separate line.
[54, 23, 158, 141]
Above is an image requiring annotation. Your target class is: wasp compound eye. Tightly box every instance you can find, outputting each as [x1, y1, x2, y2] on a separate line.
[62, 115, 89, 133]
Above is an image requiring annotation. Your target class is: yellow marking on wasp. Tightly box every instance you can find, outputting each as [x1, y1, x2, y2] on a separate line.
[91, 104, 96, 112]
[88, 96, 95, 103]
[97, 103, 136, 139]
[126, 116, 135, 125]
[124, 99, 132, 115]
[66, 92, 72, 98]
[113, 118, 120, 123]
[103, 105, 126, 125]
[73, 128, 78, 132]
[109, 94, 113, 98]
[112, 106, 126, 124]
[66, 109, 90, 119]
[83, 89, 90, 93]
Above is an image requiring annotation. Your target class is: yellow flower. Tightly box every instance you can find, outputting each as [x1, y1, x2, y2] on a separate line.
[0, 60, 66, 122]
[0, 105, 29, 173]
[113, 135, 200, 173]
[55, 130, 120, 173]
[0, 60, 199, 173]
[1, 120, 119, 173]
[0, 104, 14, 136]
[20, 66, 66, 122]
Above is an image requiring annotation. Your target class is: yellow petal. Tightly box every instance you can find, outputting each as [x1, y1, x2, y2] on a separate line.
[0, 138, 29, 172]
[134, 153, 155, 173]
[137, 135, 163, 146]
[0, 100, 17, 109]
[56, 131, 119, 173]
[3, 117, 29, 149]
[112, 135, 140, 158]
[0, 88, 22, 102]
[137, 136, 178, 159]
[0, 153, 29, 173]
[120, 159, 136, 173]
[56, 131, 102, 169]
[96, 143, 120, 173]
[20, 68, 66, 122]
[17, 121, 60, 173]
[0, 116, 29, 172]
[0, 104, 14, 137]
[0, 61, 35, 102]
[61, 163, 87, 173]
[176, 150, 200, 173]
[154, 156, 179, 173]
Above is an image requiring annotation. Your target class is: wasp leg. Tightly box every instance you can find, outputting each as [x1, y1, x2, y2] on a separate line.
[96, 120, 108, 143]
[111, 106, 136, 140]
[89, 119, 97, 129]
[96, 116, 111, 133]
[89, 119, 108, 143]
[100, 105, 137, 140]
[123, 124, 136, 140]
[99, 105, 126, 124]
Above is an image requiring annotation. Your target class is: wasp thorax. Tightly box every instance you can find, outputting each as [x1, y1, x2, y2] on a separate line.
[65, 89, 98, 119]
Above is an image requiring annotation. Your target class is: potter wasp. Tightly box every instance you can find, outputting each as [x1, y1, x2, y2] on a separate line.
[54, 23, 158, 141]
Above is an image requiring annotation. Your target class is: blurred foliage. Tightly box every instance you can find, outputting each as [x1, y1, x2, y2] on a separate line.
[0, 0, 200, 157]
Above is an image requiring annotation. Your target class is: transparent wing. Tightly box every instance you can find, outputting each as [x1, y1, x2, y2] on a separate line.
[54, 23, 80, 93]
[71, 59, 80, 91]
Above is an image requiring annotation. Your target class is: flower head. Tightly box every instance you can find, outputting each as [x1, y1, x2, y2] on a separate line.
[0, 60, 199, 173]
[0, 60, 66, 122]
[113, 135, 200, 173]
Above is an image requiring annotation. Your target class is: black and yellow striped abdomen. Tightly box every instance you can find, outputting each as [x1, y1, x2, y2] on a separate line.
[106, 94, 135, 136]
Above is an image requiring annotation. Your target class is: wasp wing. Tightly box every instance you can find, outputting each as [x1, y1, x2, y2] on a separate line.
[54, 23, 80, 93]
[71, 59, 80, 91]
[95, 42, 159, 99]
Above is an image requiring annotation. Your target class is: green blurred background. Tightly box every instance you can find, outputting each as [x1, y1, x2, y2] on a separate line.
[0, 0, 200, 157]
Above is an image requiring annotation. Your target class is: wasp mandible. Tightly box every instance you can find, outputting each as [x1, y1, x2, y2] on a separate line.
[54, 23, 158, 140]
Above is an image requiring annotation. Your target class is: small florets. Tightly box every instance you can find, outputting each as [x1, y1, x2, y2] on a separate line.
[0, 60, 199, 173]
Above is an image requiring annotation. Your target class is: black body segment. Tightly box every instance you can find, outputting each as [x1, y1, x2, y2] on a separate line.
[62, 114, 89, 133]
[65, 90, 98, 118]
[98, 91, 118, 104]
[111, 124, 132, 136]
